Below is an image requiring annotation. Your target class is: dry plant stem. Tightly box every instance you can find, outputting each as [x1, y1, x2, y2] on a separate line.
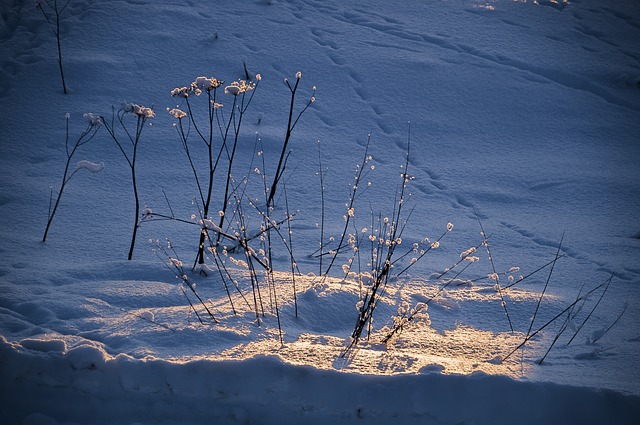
[383, 259, 475, 344]
[103, 109, 149, 260]
[344, 129, 411, 355]
[324, 135, 371, 278]
[153, 241, 217, 324]
[175, 118, 206, 210]
[266, 75, 315, 207]
[502, 255, 566, 289]
[194, 202, 251, 312]
[395, 228, 450, 277]
[284, 184, 298, 318]
[185, 89, 229, 265]
[37, 0, 70, 94]
[43, 115, 100, 242]
[527, 232, 564, 337]
[215, 86, 259, 249]
[234, 198, 266, 323]
[592, 302, 627, 344]
[430, 237, 488, 284]
[538, 283, 585, 364]
[317, 141, 326, 277]
[211, 246, 252, 312]
[476, 212, 514, 332]
[566, 273, 614, 346]
[502, 278, 610, 362]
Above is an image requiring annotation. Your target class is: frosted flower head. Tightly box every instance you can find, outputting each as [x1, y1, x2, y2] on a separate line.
[255, 73, 262, 81]
[224, 80, 255, 96]
[137, 105, 154, 118]
[83, 113, 102, 126]
[295, 71, 302, 79]
[191, 76, 222, 92]
[447, 222, 454, 232]
[170, 87, 190, 98]
[122, 102, 154, 118]
[168, 108, 186, 119]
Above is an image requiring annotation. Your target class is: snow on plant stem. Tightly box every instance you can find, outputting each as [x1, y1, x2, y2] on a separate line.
[42, 113, 102, 242]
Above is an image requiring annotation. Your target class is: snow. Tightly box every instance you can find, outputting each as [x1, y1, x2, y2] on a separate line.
[75, 160, 104, 174]
[1, 0, 640, 424]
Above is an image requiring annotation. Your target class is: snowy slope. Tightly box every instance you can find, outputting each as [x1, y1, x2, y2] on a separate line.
[1, 0, 639, 423]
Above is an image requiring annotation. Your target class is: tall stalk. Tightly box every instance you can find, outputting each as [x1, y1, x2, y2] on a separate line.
[102, 103, 154, 260]
[43, 113, 101, 242]
[266, 72, 315, 207]
[343, 127, 413, 355]
[36, 0, 71, 94]
[170, 76, 260, 267]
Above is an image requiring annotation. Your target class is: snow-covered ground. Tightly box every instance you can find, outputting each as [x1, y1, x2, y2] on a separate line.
[1, 0, 639, 423]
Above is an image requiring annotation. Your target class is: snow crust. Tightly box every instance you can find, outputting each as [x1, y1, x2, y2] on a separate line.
[1, 0, 639, 423]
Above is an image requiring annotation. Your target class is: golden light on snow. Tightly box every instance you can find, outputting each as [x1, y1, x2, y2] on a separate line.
[133, 271, 546, 379]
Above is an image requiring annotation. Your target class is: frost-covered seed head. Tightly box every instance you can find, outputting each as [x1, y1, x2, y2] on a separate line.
[447, 222, 454, 231]
[224, 80, 255, 96]
[83, 113, 102, 126]
[122, 102, 154, 118]
[171, 87, 190, 98]
[168, 108, 186, 119]
[191, 76, 222, 92]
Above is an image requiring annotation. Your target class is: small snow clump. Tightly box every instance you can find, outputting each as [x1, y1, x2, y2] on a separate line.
[76, 160, 105, 173]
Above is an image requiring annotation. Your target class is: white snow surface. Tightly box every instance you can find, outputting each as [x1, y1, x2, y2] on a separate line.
[1, 0, 640, 424]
